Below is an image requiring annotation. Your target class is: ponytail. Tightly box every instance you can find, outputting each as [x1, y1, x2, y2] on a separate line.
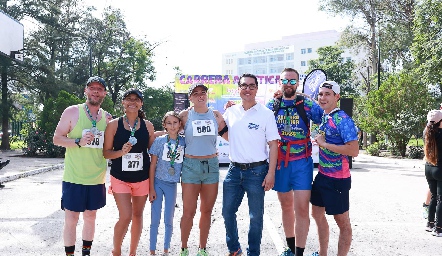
[138, 109, 146, 120]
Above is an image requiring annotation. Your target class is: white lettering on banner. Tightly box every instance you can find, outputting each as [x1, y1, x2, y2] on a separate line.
[122, 153, 143, 171]
[161, 143, 184, 163]
[192, 119, 216, 136]
[81, 129, 104, 149]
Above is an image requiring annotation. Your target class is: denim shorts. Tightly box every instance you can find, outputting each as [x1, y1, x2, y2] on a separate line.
[61, 181, 106, 212]
[181, 156, 219, 184]
[274, 157, 313, 192]
[310, 172, 351, 215]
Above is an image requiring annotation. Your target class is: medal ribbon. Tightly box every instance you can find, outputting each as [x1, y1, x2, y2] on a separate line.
[167, 135, 179, 167]
[85, 104, 99, 127]
[124, 115, 139, 137]
[319, 108, 340, 130]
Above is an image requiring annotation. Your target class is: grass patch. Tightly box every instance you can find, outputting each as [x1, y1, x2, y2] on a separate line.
[10, 140, 25, 150]
[408, 138, 423, 146]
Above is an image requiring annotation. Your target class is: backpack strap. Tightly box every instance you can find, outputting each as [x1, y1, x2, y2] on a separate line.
[295, 94, 309, 130]
[272, 97, 282, 117]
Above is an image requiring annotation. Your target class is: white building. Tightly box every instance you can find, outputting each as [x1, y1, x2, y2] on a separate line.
[222, 30, 354, 80]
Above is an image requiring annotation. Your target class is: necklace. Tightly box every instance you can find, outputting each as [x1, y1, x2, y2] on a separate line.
[85, 104, 99, 135]
[167, 135, 180, 175]
[124, 115, 139, 145]
[319, 108, 340, 131]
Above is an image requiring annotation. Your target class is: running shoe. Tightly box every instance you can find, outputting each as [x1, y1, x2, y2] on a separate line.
[426, 222, 435, 232]
[226, 248, 243, 256]
[196, 248, 208, 256]
[311, 252, 320, 256]
[423, 203, 429, 219]
[180, 248, 189, 256]
[280, 248, 295, 256]
[432, 227, 442, 237]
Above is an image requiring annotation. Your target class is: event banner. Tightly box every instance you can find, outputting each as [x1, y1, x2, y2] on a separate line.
[175, 75, 280, 114]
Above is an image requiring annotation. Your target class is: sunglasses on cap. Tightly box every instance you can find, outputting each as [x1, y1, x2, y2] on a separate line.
[281, 79, 297, 85]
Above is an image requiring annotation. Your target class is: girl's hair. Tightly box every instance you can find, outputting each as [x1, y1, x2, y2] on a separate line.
[424, 121, 440, 165]
[138, 109, 146, 120]
[162, 111, 181, 130]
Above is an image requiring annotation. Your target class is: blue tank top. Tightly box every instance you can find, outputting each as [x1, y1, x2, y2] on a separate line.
[184, 108, 218, 156]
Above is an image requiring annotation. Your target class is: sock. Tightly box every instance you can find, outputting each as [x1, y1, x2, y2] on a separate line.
[82, 240, 93, 256]
[296, 247, 305, 256]
[65, 245, 75, 255]
[286, 237, 296, 253]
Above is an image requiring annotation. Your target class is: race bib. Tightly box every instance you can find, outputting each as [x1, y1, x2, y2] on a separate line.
[122, 153, 143, 171]
[81, 129, 104, 149]
[192, 119, 216, 136]
[161, 143, 184, 163]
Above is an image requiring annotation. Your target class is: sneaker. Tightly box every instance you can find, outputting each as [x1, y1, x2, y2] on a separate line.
[423, 203, 429, 219]
[311, 252, 320, 256]
[432, 227, 442, 237]
[426, 222, 435, 232]
[196, 248, 208, 256]
[226, 248, 243, 256]
[162, 253, 169, 256]
[180, 248, 189, 256]
[280, 248, 295, 256]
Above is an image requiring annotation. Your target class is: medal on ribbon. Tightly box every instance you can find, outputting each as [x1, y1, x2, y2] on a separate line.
[167, 135, 179, 176]
[125, 115, 139, 146]
[85, 104, 100, 136]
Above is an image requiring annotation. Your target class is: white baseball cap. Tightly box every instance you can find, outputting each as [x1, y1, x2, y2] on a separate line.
[319, 81, 340, 94]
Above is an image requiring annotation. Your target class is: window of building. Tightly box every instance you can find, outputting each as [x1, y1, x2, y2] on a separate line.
[286, 53, 294, 60]
[307, 48, 312, 53]
[238, 58, 245, 65]
[269, 55, 276, 62]
[301, 49, 306, 54]
[301, 61, 306, 66]
[247, 58, 252, 64]
[277, 54, 284, 61]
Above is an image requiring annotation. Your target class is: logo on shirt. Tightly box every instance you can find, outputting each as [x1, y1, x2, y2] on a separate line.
[248, 123, 259, 130]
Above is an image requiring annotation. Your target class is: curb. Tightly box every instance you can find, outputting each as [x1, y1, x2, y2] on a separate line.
[0, 164, 64, 184]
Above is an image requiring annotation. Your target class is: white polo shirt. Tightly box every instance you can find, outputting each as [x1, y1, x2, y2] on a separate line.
[223, 102, 280, 163]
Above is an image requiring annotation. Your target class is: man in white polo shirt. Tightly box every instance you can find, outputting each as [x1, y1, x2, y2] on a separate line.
[221, 73, 280, 256]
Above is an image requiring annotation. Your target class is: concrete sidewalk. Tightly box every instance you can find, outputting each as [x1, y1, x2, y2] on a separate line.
[0, 150, 64, 185]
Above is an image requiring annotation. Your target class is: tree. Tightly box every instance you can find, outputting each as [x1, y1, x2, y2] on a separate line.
[411, 0, 442, 98]
[307, 46, 357, 96]
[363, 71, 434, 156]
[143, 85, 174, 130]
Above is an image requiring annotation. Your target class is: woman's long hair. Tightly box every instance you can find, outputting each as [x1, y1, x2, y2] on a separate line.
[424, 121, 440, 165]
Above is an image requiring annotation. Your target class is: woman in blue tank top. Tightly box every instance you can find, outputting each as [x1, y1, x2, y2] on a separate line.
[178, 83, 227, 256]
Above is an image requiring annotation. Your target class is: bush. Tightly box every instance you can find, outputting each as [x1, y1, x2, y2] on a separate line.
[366, 142, 380, 156]
[408, 146, 424, 159]
[387, 144, 401, 156]
[23, 127, 65, 157]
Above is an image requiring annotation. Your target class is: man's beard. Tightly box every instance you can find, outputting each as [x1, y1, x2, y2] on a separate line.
[87, 96, 104, 106]
[283, 87, 296, 98]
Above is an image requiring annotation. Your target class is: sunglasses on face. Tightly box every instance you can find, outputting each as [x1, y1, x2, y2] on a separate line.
[281, 79, 297, 85]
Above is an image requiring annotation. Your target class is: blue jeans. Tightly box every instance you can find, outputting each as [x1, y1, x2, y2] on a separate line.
[222, 163, 268, 256]
[149, 179, 177, 251]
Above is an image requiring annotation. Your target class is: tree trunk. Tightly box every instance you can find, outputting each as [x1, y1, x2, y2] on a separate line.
[1, 62, 10, 150]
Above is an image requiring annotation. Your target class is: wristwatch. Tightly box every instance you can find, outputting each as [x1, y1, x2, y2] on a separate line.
[75, 138, 81, 148]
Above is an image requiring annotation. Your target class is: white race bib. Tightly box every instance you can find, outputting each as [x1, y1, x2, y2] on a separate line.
[81, 129, 104, 149]
[161, 143, 184, 163]
[192, 119, 216, 136]
[122, 153, 143, 171]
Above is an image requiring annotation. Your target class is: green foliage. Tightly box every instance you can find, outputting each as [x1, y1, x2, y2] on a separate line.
[307, 45, 357, 96]
[407, 146, 424, 159]
[143, 85, 174, 130]
[366, 142, 380, 156]
[39, 90, 82, 136]
[363, 71, 435, 156]
[22, 126, 64, 157]
[412, 0, 442, 97]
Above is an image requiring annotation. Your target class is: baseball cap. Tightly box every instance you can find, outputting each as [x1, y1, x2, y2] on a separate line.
[427, 110, 442, 123]
[188, 83, 208, 96]
[123, 88, 143, 101]
[86, 76, 106, 89]
[319, 81, 340, 94]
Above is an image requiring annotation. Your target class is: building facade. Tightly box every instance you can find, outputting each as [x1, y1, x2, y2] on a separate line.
[222, 30, 354, 80]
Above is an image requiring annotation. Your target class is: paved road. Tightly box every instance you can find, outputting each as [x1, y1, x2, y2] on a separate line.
[0, 153, 438, 255]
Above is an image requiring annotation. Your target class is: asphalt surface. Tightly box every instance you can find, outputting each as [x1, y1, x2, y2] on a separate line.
[0, 150, 438, 256]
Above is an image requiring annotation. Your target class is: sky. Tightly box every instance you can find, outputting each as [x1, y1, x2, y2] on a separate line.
[88, 0, 351, 87]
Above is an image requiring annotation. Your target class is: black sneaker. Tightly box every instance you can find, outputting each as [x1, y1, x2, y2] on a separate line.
[426, 222, 435, 232]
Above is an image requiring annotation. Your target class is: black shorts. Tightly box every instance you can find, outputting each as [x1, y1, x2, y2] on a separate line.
[310, 172, 351, 215]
